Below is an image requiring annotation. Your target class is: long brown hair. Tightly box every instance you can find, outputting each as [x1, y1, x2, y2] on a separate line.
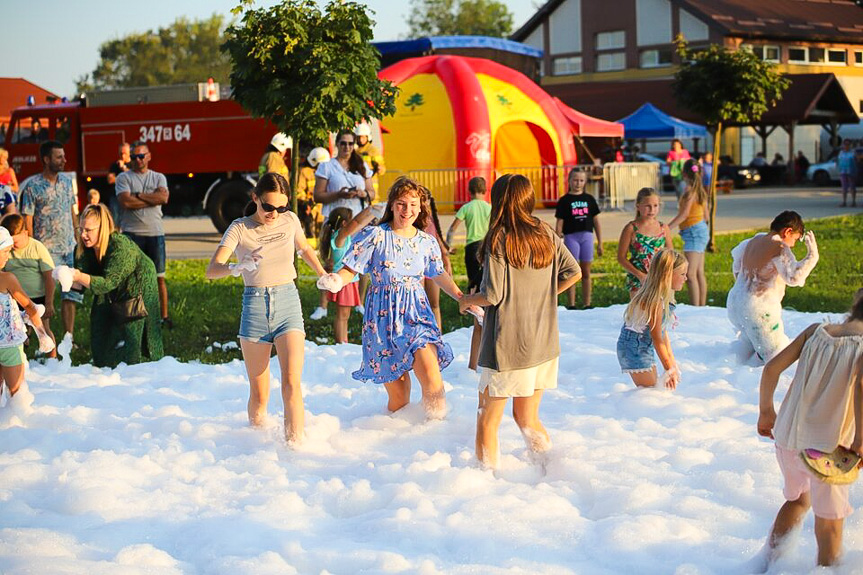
[479, 174, 553, 269]
[319, 207, 353, 265]
[336, 129, 366, 176]
[244, 172, 292, 217]
[379, 176, 431, 231]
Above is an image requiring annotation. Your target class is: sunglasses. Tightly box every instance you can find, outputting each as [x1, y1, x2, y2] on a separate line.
[260, 202, 290, 213]
[130, 153, 147, 160]
[337, 141, 355, 147]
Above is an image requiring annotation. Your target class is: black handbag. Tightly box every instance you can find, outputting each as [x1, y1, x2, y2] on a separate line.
[110, 294, 148, 324]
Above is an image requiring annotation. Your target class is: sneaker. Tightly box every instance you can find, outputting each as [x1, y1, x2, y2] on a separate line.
[354, 305, 365, 316]
[310, 307, 327, 320]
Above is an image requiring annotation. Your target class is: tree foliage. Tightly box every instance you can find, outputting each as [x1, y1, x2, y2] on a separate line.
[672, 38, 791, 251]
[406, 0, 514, 38]
[672, 38, 790, 127]
[223, 0, 398, 207]
[76, 14, 231, 93]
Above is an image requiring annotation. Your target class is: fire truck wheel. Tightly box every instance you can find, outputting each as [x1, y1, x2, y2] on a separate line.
[209, 180, 253, 233]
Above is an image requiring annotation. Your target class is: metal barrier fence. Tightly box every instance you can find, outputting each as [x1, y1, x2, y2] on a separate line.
[602, 162, 660, 210]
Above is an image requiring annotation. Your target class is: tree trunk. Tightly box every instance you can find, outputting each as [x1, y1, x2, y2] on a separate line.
[707, 122, 722, 253]
[290, 134, 301, 214]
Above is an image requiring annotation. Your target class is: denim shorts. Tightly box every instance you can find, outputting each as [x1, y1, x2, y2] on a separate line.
[680, 220, 709, 253]
[50, 251, 84, 304]
[124, 232, 166, 276]
[616, 325, 655, 373]
[239, 283, 304, 344]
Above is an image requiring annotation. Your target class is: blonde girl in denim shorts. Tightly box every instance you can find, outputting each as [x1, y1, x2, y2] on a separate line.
[206, 173, 328, 444]
[616, 249, 687, 390]
[0, 227, 54, 406]
[668, 159, 709, 306]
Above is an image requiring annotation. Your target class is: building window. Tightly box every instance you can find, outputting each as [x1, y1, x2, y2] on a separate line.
[788, 46, 847, 65]
[788, 47, 807, 62]
[596, 30, 625, 50]
[741, 43, 780, 63]
[552, 56, 583, 75]
[597, 52, 626, 71]
[639, 48, 673, 68]
[827, 49, 847, 64]
[856, 51, 863, 66]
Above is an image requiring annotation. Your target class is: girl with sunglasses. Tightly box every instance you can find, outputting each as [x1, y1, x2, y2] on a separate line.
[206, 172, 328, 444]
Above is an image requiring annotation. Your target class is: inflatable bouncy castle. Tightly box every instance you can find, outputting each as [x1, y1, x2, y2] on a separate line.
[378, 55, 579, 209]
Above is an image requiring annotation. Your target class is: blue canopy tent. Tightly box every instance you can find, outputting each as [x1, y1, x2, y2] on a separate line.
[617, 103, 708, 139]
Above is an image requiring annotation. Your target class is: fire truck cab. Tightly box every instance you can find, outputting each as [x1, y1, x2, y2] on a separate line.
[5, 86, 280, 232]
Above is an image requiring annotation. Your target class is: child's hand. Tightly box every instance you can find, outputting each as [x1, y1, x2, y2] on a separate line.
[369, 202, 386, 220]
[596, 244, 604, 257]
[757, 407, 776, 439]
[36, 328, 55, 354]
[803, 230, 818, 258]
[661, 364, 680, 390]
[465, 305, 484, 326]
[316, 272, 344, 293]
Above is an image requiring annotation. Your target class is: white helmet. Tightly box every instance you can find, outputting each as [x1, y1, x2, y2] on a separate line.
[354, 123, 372, 138]
[270, 132, 292, 153]
[307, 147, 331, 168]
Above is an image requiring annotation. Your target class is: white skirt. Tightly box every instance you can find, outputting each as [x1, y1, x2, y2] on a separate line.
[479, 357, 559, 398]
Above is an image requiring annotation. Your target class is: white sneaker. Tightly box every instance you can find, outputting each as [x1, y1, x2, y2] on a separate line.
[354, 305, 365, 316]
[310, 307, 327, 320]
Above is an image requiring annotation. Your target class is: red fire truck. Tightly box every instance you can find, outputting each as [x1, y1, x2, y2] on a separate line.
[5, 87, 280, 232]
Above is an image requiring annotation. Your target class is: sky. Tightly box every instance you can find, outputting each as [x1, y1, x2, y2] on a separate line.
[1, 0, 540, 99]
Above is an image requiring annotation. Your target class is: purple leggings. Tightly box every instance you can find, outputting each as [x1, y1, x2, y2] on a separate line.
[564, 231, 594, 262]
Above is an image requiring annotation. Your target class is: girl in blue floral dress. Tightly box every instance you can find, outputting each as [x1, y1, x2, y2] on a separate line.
[318, 177, 468, 418]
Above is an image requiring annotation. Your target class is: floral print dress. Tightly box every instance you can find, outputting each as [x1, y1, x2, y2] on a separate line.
[625, 222, 668, 291]
[341, 223, 454, 383]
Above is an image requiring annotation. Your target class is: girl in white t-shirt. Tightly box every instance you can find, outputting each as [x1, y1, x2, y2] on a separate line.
[206, 173, 328, 444]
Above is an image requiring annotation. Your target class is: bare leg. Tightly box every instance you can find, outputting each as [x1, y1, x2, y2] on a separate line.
[475, 388, 507, 468]
[239, 338, 273, 426]
[334, 304, 352, 343]
[767, 493, 810, 564]
[513, 389, 551, 454]
[814, 516, 843, 567]
[61, 299, 75, 337]
[274, 331, 306, 444]
[423, 278, 443, 329]
[2, 364, 24, 397]
[318, 290, 328, 311]
[580, 261, 592, 307]
[696, 252, 707, 306]
[157, 276, 168, 319]
[384, 372, 411, 413]
[630, 367, 657, 388]
[468, 319, 482, 371]
[566, 283, 577, 307]
[684, 251, 702, 306]
[412, 344, 447, 418]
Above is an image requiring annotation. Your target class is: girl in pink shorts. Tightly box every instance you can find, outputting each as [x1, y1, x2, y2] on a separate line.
[758, 288, 863, 567]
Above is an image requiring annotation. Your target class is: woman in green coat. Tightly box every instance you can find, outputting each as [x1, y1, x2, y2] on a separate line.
[70, 204, 163, 367]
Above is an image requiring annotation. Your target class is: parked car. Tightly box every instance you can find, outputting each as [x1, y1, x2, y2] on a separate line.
[806, 147, 863, 186]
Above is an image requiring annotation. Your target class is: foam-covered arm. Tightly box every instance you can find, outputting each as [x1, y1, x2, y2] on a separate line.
[774, 232, 818, 287]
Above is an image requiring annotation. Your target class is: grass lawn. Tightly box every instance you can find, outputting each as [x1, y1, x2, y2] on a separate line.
[41, 214, 863, 365]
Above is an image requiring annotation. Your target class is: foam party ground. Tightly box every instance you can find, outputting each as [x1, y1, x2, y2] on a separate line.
[1, 305, 860, 574]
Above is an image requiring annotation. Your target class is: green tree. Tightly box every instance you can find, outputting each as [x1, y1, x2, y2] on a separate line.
[77, 14, 232, 93]
[406, 0, 514, 38]
[672, 38, 790, 251]
[223, 0, 397, 211]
